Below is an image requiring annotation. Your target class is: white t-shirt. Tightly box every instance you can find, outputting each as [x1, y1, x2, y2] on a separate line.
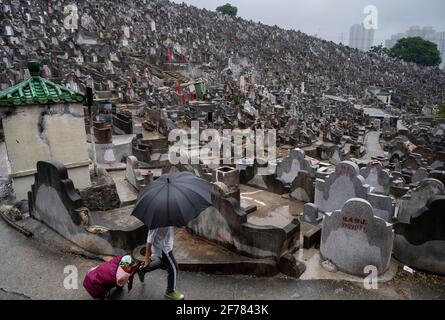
[147, 227, 174, 256]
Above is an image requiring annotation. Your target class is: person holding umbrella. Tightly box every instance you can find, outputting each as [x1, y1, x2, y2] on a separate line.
[143, 227, 182, 300]
[132, 171, 213, 300]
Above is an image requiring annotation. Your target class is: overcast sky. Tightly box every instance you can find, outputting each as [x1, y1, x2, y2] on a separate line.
[171, 0, 445, 45]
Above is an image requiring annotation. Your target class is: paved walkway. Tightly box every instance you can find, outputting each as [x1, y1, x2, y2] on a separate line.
[363, 131, 385, 160]
[1, 219, 445, 300]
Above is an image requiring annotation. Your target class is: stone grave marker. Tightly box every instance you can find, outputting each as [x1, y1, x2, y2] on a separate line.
[393, 195, 445, 275]
[396, 178, 445, 223]
[315, 161, 370, 213]
[290, 170, 314, 202]
[320, 198, 394, 276]
[411, 167, 428, 184]
[359, 161, 391, 195]
[276, 148, 315, 185]
[301, 203, 322, 225]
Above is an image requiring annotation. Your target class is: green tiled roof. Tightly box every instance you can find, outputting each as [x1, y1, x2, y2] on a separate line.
[0, 60, 85, 108]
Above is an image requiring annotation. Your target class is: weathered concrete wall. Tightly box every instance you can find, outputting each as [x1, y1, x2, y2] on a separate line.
[2, 104, 91, 200]
[188, 182, 300, 259]
[393, 196, 445, 275]
[29, 161, 146, 255]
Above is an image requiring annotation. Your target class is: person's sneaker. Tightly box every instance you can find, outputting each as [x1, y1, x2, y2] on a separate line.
[165, 290, 185, 300]
[137, 269, 146, 283]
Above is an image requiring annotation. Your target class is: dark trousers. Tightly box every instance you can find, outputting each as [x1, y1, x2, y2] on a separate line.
[145, 251, 178, 292]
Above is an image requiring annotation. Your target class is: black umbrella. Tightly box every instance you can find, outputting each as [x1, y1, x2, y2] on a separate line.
[132, 172, 213, 229]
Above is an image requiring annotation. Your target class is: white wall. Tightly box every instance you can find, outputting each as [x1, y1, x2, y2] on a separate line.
[2, 103, 91, 200]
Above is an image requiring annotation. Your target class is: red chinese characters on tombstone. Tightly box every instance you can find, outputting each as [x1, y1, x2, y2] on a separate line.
[341, 216, 367, 231]
[338, 164, 353, 177]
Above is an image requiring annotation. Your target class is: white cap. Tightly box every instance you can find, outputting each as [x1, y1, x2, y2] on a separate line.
[121, 255, 133, 265]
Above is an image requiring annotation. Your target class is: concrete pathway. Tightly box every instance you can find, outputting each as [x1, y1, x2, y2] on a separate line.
[1, 219, 445, 300]
[363, 131, 385, 160]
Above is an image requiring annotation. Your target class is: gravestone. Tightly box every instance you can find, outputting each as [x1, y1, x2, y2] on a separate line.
[431, 151, 445, 170]
[395, 179, 445, 223]
[429, 170, 445, 185]
[28, 161, 147, 255]
[359, 161, 391, 195]
[301, 203, 322, 225]
[393, 196, 445, 275]
[402, 153, 422, 171]
[411, 167, 428, 184]
[320, 198, 394, 276]
[126, 156, 152, 191]
[315, 161, 370, 213]
[276, 148, 315, 185]
[329, 146, 342, 165]
[290, 170, 315, 202]
[367, 193, 394, 222]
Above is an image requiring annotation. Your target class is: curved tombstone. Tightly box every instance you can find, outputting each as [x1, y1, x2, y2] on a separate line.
[359, 161, 391, 195]
[402, 153, 423, 171]
[393, 196, 445, 275]
[431, 151, 445, 170]
[315, 161, 370, 213]
[411, 167, 428, 185]
[329, 146, 343, 166]
[320, 198, 394, 276]
[429, 170, 445, 185]
[395, 179, 445, 224]
[387, 138, 408, 163]
[301, 203, 322, 225]
[29, 161, 147, 255]
[367, 193, 394, 222]
[290, 170, 315, 203]
[276, 148, 315, 185]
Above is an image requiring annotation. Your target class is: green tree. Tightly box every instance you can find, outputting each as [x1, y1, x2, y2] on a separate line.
[369, 44, 390, 56]
[437, 101, 445, 119]
[390, 37, 441, 67]
[216, 3, 238, 17]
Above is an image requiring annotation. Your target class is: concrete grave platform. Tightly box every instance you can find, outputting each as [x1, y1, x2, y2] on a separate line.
[297, 220, 398, 282]
[298, 249, 398, 283]
[133, 228, 280, 277]
[240, 184, 305, 229]
[108, 169, 139, 206]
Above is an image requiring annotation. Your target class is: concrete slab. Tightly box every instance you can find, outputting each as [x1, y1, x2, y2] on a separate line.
[297, 221, 397, 283]
[91, 205, 143, 232]
[171, 229, 278, 276]
[99, 162, 127, 171]
[298, 250, 398, 283]
[108, 170, 139, 206]
[240, 184, 305, 228]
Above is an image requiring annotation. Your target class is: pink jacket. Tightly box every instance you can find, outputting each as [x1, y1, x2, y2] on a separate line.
[83, 256, 138, 299]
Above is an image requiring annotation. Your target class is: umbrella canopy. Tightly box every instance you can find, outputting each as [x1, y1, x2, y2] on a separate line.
[132, 172, 213, 229]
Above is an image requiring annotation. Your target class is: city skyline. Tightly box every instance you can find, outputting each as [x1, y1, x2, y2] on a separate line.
[172, 0, 445, 46]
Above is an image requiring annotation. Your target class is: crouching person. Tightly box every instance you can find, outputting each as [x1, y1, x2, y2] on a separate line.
[142, 227, 184, 300]
[83, 255, 139, 300]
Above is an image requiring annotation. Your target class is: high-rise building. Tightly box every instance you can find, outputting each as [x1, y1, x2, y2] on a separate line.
[386, 26, 445, 69]
[349, 23, 375, 52]
[437, 31, 445, 69]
